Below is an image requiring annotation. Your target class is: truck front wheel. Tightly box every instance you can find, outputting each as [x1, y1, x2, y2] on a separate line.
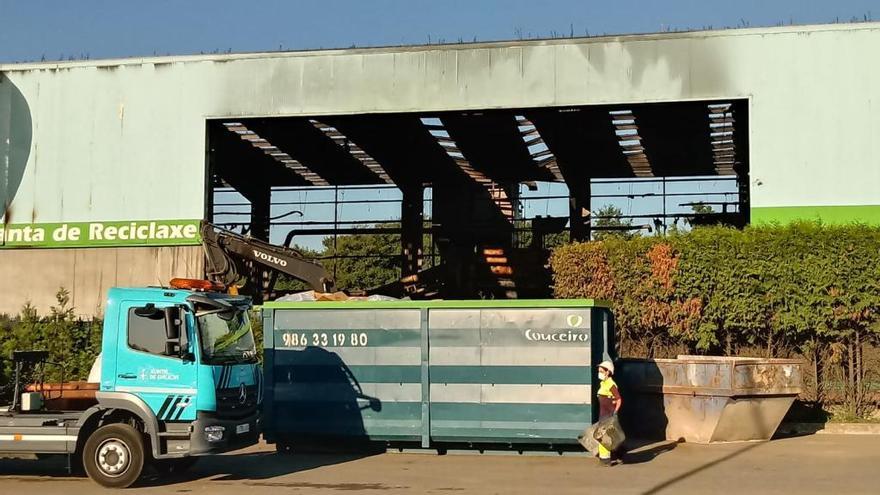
[83, 423, 145, 488]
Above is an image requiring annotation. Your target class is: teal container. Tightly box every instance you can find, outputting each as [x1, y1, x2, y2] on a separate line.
[262, 299, 614, 448]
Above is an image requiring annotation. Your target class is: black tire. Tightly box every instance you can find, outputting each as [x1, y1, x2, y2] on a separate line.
[152, 456, 198, 475]
[82, 423, 145, 489]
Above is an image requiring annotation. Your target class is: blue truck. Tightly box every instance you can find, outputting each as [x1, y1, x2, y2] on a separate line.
[0, 279, 262, 488]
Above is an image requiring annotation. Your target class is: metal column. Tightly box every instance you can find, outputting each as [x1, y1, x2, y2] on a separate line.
[401, 186, 424, 277]
[568, 180, 591, 242]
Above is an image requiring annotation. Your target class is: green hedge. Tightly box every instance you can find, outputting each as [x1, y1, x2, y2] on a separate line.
[551, 223, 880, 416]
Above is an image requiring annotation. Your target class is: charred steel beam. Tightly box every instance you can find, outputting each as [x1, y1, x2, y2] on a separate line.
[321, 114, 460, 188]
[209, 121, 310, 198]
[526, 107, 633, 180]
[634, 102, 716, 177]
[248, 118, 383, 185]
[223, 122, 327, 185]
[609, 109, 654, 177]
[309, 119, 394, 184]
[425, 117, 516, 223]
[515, 115, 563, 181]
[439, 112, 556, 183]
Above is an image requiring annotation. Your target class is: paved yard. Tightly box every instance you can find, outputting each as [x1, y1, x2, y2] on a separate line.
[0, 434, 876, 494]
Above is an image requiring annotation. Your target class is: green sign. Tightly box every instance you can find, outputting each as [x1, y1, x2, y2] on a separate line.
[751, 204, 880, 225]
[0, 219, 202, 248]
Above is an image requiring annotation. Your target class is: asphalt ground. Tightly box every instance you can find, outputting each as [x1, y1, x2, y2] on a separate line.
[0, 434, 876, 494]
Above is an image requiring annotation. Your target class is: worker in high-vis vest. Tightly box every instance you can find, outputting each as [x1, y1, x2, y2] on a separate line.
[596, 360, 622, 466]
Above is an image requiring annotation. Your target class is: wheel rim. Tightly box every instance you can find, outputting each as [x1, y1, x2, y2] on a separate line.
[95, 438, 131, 478]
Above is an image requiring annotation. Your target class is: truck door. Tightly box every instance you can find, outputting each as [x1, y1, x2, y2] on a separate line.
[114, 302, 198, 423]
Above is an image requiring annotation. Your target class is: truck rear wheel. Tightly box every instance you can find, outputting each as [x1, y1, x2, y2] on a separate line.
[83, 423, 145, 488]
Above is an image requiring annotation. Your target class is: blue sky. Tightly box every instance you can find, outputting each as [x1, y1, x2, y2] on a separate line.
[1, 1, 878, 63]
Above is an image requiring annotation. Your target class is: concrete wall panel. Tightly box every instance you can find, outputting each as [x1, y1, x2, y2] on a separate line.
[0, 246, 203, 317]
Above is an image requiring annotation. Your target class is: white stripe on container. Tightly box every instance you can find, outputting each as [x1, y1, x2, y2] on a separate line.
[429, 346, 591, 366]
[430, 384, 591, 404]
[431, 420, 586, 430]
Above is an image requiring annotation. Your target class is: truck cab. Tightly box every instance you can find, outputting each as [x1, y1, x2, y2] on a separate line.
[0, 280, 262, 488]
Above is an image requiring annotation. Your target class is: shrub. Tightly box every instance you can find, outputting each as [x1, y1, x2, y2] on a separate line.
[0, 289, 102, 402]
[551, 222, 880, 417]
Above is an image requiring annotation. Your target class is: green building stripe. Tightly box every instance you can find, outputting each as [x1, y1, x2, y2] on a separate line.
[429, 366, 591, 385]
[752, 204, 880, 224]
[0, 219, 202, 248]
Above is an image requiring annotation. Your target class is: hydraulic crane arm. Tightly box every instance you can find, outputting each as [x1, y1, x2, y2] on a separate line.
[200, 221, 335, 294]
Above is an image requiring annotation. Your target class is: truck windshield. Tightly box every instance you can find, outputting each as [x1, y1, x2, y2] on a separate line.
[197, 310, 258, 364]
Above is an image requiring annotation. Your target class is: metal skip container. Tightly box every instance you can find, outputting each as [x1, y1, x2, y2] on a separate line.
[617, 356, 803, 443]
[261, 299, 614, 448]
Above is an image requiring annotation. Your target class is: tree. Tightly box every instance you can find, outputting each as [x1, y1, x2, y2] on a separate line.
[274, 223, 434, 294]
[513, 218, 569, 249]
[592, 204, 636, 241]
[1, 289, 102, 402]
[321, 229, 401, 291]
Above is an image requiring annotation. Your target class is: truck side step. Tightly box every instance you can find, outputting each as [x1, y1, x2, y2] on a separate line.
[157, 431, 190, 438]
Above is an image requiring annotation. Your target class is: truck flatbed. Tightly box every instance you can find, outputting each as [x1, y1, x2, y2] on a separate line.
[0, 410, 85, 421]
[0, 409, 83, 455]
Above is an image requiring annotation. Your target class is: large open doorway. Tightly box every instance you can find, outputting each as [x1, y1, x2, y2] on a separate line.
[205, 99, 749, 300]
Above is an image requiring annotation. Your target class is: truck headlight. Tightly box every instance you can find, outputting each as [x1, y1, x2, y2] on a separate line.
[204, 425, 225, 443]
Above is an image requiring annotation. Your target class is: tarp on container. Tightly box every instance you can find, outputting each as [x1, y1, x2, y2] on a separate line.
[275, 291, 400, 302]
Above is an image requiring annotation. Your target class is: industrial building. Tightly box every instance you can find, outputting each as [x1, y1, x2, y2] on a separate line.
[1, 22, 879, 316]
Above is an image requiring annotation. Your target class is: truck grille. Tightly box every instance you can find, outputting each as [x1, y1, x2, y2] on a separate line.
[216, 384, 259, 419]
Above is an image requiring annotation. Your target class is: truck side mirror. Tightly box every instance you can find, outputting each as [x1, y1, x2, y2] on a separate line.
[164, 306, 185, 357]
[134, 303, 160, 318]
[164, 307, 181, 340]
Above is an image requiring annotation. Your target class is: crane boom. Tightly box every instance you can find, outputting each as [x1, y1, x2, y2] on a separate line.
[200, 221, 335, 295]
